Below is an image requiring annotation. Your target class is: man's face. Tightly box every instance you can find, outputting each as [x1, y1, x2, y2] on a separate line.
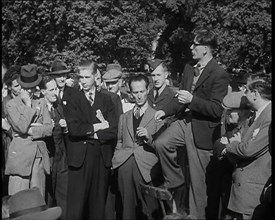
[151, 64, 168, 89]
[42, 80, 58, 103]
[9, 79, 21, 97]
[79, 69, 95, 92]
[53, 73, 67, 89]
[130, 80, 149, 107]
[190, 36, 207, 61]
[105, 79, 121, 94]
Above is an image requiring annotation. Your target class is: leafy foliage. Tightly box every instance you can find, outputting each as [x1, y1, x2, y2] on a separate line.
[2, 0, 271, 80]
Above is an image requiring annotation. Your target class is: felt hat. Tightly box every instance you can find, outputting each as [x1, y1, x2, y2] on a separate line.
[49, 60, 71, 75]
[18, 64, 42, 88]
[8, 187, 62, 220]
[103, 64, 122, 82]
[147, 58, 163, 71]
[222, 91, 249, 109]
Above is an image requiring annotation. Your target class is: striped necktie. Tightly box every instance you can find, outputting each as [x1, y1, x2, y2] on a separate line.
[134, 107, 141, 119]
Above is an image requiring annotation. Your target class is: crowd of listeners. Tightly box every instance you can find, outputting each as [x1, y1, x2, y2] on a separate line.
[2, 28, 271, 220]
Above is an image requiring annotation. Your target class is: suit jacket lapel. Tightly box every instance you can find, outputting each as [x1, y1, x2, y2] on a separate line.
[139, 106, 155, 128]
[126, 110, 135, 141]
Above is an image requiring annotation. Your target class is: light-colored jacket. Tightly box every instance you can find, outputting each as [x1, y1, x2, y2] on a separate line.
[5, 96, 53, 176]
[112, 105, 164, 183]
[226, 103, 271, 215]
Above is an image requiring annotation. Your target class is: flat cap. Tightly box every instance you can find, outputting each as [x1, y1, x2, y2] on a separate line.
[147, 58, 163, 71]
[106, 63, 122, 72]
[102, 69, 122, 82]
[222, 91, 249, 109]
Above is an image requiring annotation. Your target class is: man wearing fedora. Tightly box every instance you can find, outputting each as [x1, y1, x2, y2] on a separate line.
[103, 63, 135, 113]
[5, 64, 53, 198]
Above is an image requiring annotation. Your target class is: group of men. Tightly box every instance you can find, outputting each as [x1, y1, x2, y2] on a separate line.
[2, 27, 271, 220]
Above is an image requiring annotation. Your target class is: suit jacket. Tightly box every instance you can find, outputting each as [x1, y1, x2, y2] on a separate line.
[5, 96, 53, 176]
[100, 88, 123, 117]
[112, 105, 164, 183]
[163, 58, 229, 150]
[62, 87, 118, 168]
[226, 103, 271, 215]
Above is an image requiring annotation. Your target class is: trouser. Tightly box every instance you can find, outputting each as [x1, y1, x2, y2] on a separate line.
[8, 157, 46, 197]
[66, 144, 110, 220]
[155, 120, 212, 219]
[117, 156, 160, 220]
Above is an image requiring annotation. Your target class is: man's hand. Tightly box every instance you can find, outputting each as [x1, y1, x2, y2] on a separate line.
[93, 120, 109, 132]
[65, 78, 75, 87]
[21, 90, 32, 107]
[136, 127, 149, 145]
[2, 118, 11, 131]
[177, 90, 193, 104]
[229, 132, 241, 143]
[59, 119, 67, 128]
[155, 110, 165, 121]
[220, 136, 229, 145]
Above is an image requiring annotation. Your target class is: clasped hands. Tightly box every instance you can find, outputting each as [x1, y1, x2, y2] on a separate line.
[136, 127, 149, 145]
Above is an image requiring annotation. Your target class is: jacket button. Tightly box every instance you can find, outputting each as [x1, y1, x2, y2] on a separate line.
[238, 183, 241, 187]
[84, 141, 86, 144]
[240, 168, 244, 171]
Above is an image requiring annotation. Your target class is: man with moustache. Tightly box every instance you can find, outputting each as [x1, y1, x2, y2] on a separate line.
[63, 60, 118, 220]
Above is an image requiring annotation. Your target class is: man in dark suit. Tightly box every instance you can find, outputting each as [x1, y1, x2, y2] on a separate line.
[154, 28, 229, 218]
[40, 75, 68, 220]
[62, 60, 118, 220]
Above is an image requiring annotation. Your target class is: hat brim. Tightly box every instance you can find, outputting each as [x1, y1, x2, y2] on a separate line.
[103, 78, 120, 83]
[17, 74, 42, 89]
[12, 206, 62, 220]
[49, 69, 71, 75]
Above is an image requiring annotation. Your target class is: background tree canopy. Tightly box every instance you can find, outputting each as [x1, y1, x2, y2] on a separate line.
[2, 0, 271, 83]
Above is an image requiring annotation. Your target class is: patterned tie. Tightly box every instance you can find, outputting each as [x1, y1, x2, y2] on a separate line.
[88, 92, 94, 106]
[248, 112, 256, 127]
[134, 107, 141, 119]
[194, 63, 201, 77]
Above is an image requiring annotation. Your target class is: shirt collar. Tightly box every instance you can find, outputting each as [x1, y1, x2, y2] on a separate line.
[46, 101, 53, 111]
[134, 101, 148, 117]
[194, 57, 213, 69]
[154, 84, 166, 96]
[255, 101, 271, 121]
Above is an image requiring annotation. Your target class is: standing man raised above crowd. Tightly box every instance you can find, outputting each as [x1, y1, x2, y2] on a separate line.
[103, 63, 135, 113]
[154, 28, 229, 218]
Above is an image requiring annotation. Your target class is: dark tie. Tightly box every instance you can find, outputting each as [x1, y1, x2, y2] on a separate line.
[134, 107, 141, 119]
[194, 64, 201, 77]
[248, 112, 256, 127]
[50, 106, 56, 119]
[154, 90, 159, 101]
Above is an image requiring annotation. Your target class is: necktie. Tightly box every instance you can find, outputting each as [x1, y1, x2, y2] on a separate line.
[194, 63, 201, 77]
[88, 92, 94, 106]
[134, 107, 141, 119]
[154, 90, 159, 101]
[248, 112, 256, 127]
[50, 106, 56, 118]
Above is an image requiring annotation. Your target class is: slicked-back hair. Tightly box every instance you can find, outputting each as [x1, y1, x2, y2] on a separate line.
[247, 78, 271, 100]
[194, 28, 218, 50]
[77, 60, 98, 75]
[129, 73, 149, 91]
[3, 65, 21, 87]
[39, 75, 55, 90]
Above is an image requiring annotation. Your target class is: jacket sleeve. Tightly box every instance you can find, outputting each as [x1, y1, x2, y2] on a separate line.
[226, 117, 271, 159]
[6, 99, 36, 134]
[31, 100, 53, 139]
[114, 114, 124, 151]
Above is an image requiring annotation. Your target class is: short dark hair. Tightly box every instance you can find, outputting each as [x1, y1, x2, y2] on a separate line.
[247, 78, 271, 100]
[78, 60, 97, 75]
[39, 75, 55, 90]
[129, 73, 149, 91]
[194, 28, 218, 50]
[3, 65, 21, 87]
